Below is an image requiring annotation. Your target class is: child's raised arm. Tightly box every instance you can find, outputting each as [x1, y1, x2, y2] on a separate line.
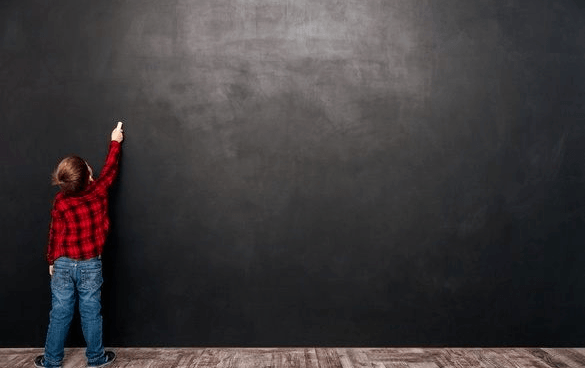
[95, 122, 124, 191]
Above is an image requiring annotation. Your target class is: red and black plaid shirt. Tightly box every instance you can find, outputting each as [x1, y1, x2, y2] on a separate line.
[47, 141, 121, 264]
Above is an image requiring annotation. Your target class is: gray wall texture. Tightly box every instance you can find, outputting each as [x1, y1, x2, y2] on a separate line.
[1, 0, 585, 346]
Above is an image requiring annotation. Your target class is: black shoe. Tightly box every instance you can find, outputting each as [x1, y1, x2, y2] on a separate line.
[34, 355, 62, 368]
[88, 351, 116, 368]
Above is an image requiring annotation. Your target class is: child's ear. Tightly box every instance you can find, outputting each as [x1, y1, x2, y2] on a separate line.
[86, 162, 94, 181]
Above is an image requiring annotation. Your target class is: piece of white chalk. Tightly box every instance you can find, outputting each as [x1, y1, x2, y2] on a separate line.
[117, 121, 123, 130]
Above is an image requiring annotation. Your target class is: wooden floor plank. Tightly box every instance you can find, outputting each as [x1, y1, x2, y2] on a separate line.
[336, 348, 372, 368]
[435, 348, 483, 368]
[173, 348, 206, 368]
[364, 348, 438, 367]
[485, 348, 538, 368]
[315, 348, 343, 368]
[526, 348, 572, 368]
[303, 347, 320, 368]
[1, 347, 585, 368]
[193, 348, 237, 368]
[541, 348, 585, 368]
[62, 348, 86, 368]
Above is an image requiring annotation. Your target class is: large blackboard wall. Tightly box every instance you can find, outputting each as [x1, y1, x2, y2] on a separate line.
[1, 0, 585, 347]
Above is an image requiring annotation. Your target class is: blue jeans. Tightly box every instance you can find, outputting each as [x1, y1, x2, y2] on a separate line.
[43, 257, 107, 367]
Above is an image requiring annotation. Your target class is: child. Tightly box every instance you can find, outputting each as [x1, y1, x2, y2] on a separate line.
[35, 122, 124, 368]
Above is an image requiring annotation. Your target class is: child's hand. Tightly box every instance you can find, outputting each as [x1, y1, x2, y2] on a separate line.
[49, 265, 54, 276]
[111, 121, 124, 143]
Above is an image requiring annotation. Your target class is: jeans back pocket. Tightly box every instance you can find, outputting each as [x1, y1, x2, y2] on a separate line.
[51, 269, 72, 291]
[80, 268, 103, 291]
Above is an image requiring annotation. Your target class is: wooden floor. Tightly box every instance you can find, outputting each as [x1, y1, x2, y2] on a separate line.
[1, 347, 585, 368]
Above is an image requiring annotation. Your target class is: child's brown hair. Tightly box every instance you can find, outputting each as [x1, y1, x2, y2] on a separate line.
[52, 156, 90, 195]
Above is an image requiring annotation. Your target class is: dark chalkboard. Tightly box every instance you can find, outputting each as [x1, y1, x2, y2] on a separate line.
[1, 0, 585, 347]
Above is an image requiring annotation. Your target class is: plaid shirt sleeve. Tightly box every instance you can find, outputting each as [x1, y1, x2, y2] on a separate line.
[94, 140, 121, 192]
[47, 199, 65, 265]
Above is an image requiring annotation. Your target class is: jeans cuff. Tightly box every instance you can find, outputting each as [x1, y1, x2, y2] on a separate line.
[44, 357, 62, 368]
[87, 354, 106, 366]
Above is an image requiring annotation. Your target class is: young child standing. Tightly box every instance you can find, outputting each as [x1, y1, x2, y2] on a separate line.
[35, 122, 124, 368]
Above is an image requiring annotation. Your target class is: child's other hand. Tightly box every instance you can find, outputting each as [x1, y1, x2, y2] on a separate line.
[111, 121, 124, 143]
[49, 265, 54, 276]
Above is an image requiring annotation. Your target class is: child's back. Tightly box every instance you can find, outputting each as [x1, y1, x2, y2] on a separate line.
[47, 136, 121, 265]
